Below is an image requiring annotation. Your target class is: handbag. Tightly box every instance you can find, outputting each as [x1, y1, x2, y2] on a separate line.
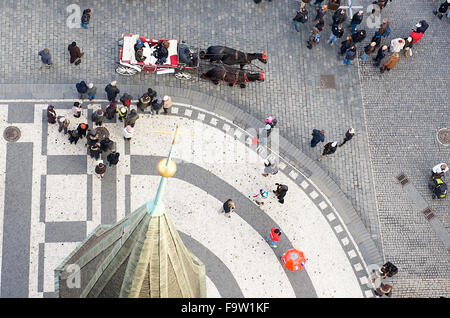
[74, 58, 82, 65]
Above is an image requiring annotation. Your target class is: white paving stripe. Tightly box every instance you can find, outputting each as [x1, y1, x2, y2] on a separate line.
[131, 117, 363, 298]
[130, 176, 296, 298]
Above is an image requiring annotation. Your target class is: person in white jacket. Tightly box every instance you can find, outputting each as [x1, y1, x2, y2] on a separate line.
[432, 163, 448, 178]
[123, 125, 134, 140]
[390, 38, 405, 53]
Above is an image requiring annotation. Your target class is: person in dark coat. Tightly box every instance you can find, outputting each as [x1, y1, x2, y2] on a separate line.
[105, 102, 116, 120]
[339, 36, 353, 56]
[86, 83, 97, 101]
[221, 199, 235, 218]
[351, 29, 366, 43]
[273, 183, 288, 204]
[81, 9, 91, 29]
[343, 45, 357, 65]
[137, 93, 151, 111]
[293, 7, 308, 32]
[86, 129, 99, 146]
[313, 4, 327, 22]
[120, 93, 133, 107]
[332, 8, 347, 25]
[68, 42, 83, 64]
[89, 143, 102, 160]
[100, 137, 114, 152]
[95, 161, 106, 179]
[373, 45, 388, 66]
[371, 31, 382, 47]
[339, 128, 355, 147]
[125, 109, 140, 127]
[328, 23, 344, 46]
[414, 20, 429, 34]
[67, 129, 80, 144]
[372, 0, 391, 12]
[76, 81, 88, 99]
[311, 129, 325, 147]
[91, 109, 104, 126]
[77, 123, 88, 139]
[105, 81, 120, 102]
[147, 88, 157, 101]
[153, 41, 170, 64]
[318, 141, 338, 161]
[47, 105, 56, 124]
[350, 10, 364, 33]
[433, 0, 450, 19]
[106, 150, 120, 167]
[315, 18, 325, 32]
[151, 97, 163, 115]
[361, 42, 377, 62]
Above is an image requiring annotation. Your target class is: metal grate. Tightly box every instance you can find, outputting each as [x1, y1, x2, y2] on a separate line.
[3, 126, 21, 142]
[437, 128, 450, 146]
[320, 75, 336, 89]
[396, 173, 409, 186]
[421, 207, 435, 221]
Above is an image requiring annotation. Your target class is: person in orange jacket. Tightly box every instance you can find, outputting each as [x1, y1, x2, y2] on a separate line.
[266, 227, 282, 248]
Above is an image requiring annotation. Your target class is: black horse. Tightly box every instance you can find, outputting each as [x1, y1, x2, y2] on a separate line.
[199, 46, 267, 69]
[201, 65, 264, 88]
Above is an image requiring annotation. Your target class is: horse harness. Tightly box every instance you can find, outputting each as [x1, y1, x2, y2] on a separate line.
[220, 67, 248, 85]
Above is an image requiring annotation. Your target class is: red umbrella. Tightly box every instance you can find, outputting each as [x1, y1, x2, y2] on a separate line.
[281, 249, 306, 271]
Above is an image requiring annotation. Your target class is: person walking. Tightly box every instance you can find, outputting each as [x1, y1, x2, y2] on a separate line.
[332, 8, 347, 25]
[162, 95, 173, 115]
[77, 123, 88, 139]
[137, 92, 151, 112]
[47, 105, 56, 124]
[378, 19, 391, 38]
[106, 149, 120, 167]
[339, 35, 353, 56]
[105, 81, 120, 102]
[125, 109, 140, 127]
[327, 23, 344, 46]
[221, 199, 235, 218]
[311, 129, 325, 147]
[105, 102, 116, 120]
[432, 163, 449, 178]
[380, 52, 399, 73]
[318, 141, 338, 161]
[351, 29, 366, 43]
[95, 160, 107, 179]
[120, 93, 133, 107]
[89, 143, 102, 160]
[123, 125, 134, 140]
[81, 8, 91, 29]
[373, 45, 388, 67]
[76, 81, 88, 100]
[67, 129, 80, 144]
[313, 4, 327, 22]
[68, 41, 83, 65]
[361, 42, 377, 62]
[266, 227, 282, 248]
[343, 45, 357, 65]
[390, 38, 405, 53]
[293, 7, 309, 32]
[86, 83, 97, 101]
[349, 10, 364, 33]
[100, 137, 114, 153]
[86, 129, 99, 146]
[338, 128, 355, 147]
[307, 27, 321, 49]
[370, 31, 382, 47]
[57, 115, 70, 134]
[72, 101, 82, 118]
[151, 96, 164, 115]
[433, 0, 450, 19]
[403, 36, 414, 58]
[373, 283, 393, 297]
[117, 106, 129, 123]
[91, 109, 104, 126]
[273, 183, 288, 204]
[38, 48, 52, 69]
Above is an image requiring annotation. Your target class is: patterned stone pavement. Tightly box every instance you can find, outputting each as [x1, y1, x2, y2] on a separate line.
[0, 0, 448, 297]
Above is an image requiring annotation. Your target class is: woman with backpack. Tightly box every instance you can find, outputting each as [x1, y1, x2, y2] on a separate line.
[273, 183, 288, 204]
[293, 7, 308, 32]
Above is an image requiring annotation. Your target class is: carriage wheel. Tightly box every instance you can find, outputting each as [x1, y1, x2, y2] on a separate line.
[116, 65, 137, 76]
[174, 72, 192, 80]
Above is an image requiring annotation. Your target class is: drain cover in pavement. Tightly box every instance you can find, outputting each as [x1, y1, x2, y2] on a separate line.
[437, 128, 450, 146]
[320, 75, 336, 89]
[3, 126, 21, 142]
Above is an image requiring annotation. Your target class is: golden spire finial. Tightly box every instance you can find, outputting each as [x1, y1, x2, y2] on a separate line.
[156, 126, 178, 178]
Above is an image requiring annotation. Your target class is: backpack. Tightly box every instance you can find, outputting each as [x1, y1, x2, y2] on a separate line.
[381, 262, 398, 277]
[314, 33, 320, 43]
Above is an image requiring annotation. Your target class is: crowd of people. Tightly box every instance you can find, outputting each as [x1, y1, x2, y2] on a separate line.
[47, 81, 173, 179]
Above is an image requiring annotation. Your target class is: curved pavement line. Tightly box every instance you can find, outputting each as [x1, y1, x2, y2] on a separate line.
[131, 155, 318, 298]
[178, 231, 244, 298]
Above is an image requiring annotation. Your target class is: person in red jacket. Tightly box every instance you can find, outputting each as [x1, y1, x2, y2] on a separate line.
[409, 30, 423, 44]
[266, 227, 282, 248]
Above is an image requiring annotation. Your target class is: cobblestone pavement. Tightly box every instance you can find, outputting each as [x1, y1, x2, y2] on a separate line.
[0, 0, 448, 297]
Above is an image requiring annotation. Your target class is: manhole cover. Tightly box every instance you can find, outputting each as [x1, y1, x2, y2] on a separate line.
[95, 127, 110, 141]
[3, 126, 21, 142]
[437, 128, 450, 146]
[320, 74, 336, 89]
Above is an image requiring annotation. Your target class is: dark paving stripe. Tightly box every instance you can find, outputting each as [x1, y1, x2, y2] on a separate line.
[40, 175, 46, 222]
[131, 155, 317, 298]
[1, 142, 33, 297]
[8, 103, 35, 123]
[38, 243, 44, 293]
[45, 222, 87, 243]
[47, 155, 87, 175]
[41, 109, 47, 156]
[101, 165, 117, 224]
[87, 174, 92, 221]
[178, 232, 243, 298]
[125, 174, 131, 216]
